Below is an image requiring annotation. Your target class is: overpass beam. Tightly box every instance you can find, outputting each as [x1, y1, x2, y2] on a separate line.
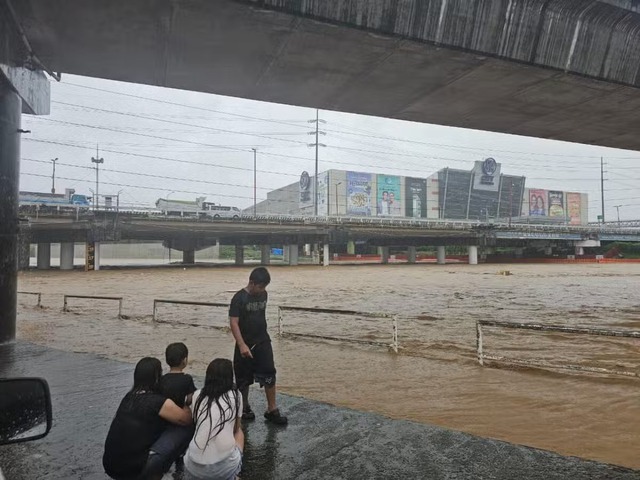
[468, 246, 478, 265]
[60, 242, 75, 270]
[407, 246, 417, 264]
[37, 243, 51, 270]
[235, 245, 245, 266]
[260, 245, 271, 265]
[437, 246, 446, 265]
[0, 88, 21, 342]
[288, 244, 299, 266]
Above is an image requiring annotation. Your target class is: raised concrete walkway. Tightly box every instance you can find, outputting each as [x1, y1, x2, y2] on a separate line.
[1, 342, 638, 480]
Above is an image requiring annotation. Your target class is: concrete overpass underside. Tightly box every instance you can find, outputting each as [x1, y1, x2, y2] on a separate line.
[6, 0, 640, 150]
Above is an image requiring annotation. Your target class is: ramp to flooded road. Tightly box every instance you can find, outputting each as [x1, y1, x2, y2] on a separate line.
[0, 342, 637, 480]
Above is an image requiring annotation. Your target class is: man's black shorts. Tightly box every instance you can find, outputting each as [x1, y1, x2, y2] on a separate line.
[233, 341, 276, 390]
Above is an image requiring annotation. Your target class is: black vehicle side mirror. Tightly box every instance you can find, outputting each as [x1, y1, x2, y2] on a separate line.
[0, 378, 52, 445]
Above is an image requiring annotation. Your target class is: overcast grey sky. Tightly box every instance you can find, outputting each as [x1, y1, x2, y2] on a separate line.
[20, 74, 640, 221]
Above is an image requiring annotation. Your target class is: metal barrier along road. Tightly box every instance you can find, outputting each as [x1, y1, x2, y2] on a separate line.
[63, 295, 124, 318]
[477, 320, 640, 378]
[153, 299, 229, 331]
[278, 306, 398, 353]
[18, 291, 42, 307]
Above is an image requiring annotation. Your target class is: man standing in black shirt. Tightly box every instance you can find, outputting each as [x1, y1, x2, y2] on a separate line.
[229, 267, 288, 425]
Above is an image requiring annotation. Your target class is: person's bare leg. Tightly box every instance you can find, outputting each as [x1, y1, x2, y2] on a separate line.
[240, 386, 250, 412]
[265, 384, 277, 412]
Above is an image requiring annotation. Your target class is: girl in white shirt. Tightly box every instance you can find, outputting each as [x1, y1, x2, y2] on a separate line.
[185, 359, 244, 480]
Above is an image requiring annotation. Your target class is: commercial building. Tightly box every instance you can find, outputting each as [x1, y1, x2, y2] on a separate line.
[249, 159, 588, 225]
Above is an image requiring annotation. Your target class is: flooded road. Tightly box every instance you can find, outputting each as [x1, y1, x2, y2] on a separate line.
[16, 263, 640, 469]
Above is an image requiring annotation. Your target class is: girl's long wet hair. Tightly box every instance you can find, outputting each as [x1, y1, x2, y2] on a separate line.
[131, 357, 162, 394]
[192, 358, 239, 449]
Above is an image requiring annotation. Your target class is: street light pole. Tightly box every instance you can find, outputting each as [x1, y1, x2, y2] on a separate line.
[615, 205, 622, 226]
[252, 148, 257, 217]
[91, 145, 104, 210]
[50, 158, 58, 194]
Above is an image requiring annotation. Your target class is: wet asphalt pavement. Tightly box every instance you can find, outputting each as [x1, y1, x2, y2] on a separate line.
[0, 341, 639, 480]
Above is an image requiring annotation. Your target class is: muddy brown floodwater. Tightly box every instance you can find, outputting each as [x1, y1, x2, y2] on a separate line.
[16, 263, 640, 469]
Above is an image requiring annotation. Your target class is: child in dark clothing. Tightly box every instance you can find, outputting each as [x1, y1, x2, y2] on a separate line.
[159, 342, 196, 408]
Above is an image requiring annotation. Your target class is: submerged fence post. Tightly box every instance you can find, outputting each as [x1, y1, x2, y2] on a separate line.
[392, 315, 399, 353]
[63, 295, 68, 312]
[152, 300, 157, 322]
[476, 321, 484, 366]
[118, 299, 123, 318]
[278, 307, 283, 336]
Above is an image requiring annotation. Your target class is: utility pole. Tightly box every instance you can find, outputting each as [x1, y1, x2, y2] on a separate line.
[615, 205, 622, 226]
[252, 148, 257, 217]
[308, 109, 326, 216]
[91, 145, 104, 211]
[508, 181, 514, 227]
[600, 157, 606, 223]
[50, 157, 58, 194]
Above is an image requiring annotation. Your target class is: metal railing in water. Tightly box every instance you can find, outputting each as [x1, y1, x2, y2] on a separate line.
[63, 294, 124, 318]
[152, 299, 229, 331]
[18, 291, 42, 308]
[476, 320, 640, 378]
[277, 305, 398, 353]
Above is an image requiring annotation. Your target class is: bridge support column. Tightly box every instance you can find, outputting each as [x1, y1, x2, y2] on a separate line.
[260, 245, 271, 265]
[437, 246, 446, 265]
[182, 249, 195, 265]
[515, 247, 524, 259]
[575, 246, 584, 256]
[37, 243, 51, 270]
[17, 235, 30, 271]
[323, 244, 330, 267]
[283, 245, 290, 263]
[211, 240, 220, 260]
[235, 245, 244, 266]
[0, 88, 21, 342]
[347, 241, 355, 255]
[378, 246, 390, 264]
[468, 246, 478, 265]
[60, 242, 75, 270]
[407, 246, 417, 264]
[288, 245, 299, 266]
[94, 242, 101, 270]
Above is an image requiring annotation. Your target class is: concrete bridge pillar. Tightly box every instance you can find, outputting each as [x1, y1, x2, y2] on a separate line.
[378, 246, 390, 264]
[235, 245, 245, 266]
[515, 247, 524, 259]
[437, 246, 446, 265]
[347, 241, 355, 255]
[182, 249, 195, 265]
[323, 244, 330, 267]
[575, 246, 584, 256]
[260, 245, 271, 265]
[211, 240, 220, 260]
[288, 245, 299, 266]
[283, 245, 290, 264]
[60, 242, 75, 270]
[407, 246, 417, 264]
[468, 246, 478, 265]
[94, 242, 101, 270]
[37, 243, 51, 270]
[17, 235, 31, 271]
[0, 88, 21, 342]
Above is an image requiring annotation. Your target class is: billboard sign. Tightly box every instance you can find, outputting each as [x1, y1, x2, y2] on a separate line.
[472, 158, 501, 192]
[529, 189, 547, 216]
[405, 177, 427, 218]
[567, 192, 581, 225]
[317, 172, 328, 216]
[376, 174, 402, 216]
[346, 172, 372, 216]
[548, 191, 565, 218]
[299, 171, 313, 208]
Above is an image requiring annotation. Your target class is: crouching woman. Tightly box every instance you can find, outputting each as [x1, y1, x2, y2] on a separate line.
[185, 358, 244, 480]
[103, 357, 194, 480]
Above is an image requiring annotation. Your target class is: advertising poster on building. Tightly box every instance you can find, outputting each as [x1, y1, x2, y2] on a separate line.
[346, 172, 372, 216]
[529, 189, 547, 216]
[472, 158, 501, 192]
[548, 191, 565, 218]
[376, 174, 402, 216]
[405, 177, 427, 218]
[567, 192, 581, 225]
[316, 172, 328, 216]
[299, 171, 313, 209]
